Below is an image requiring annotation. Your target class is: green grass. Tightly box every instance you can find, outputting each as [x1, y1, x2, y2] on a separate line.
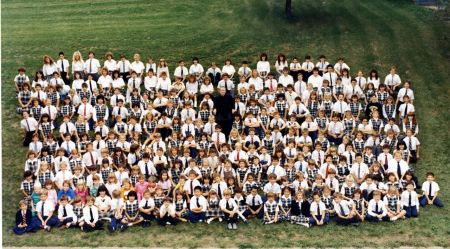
[2, 0, 450, 247]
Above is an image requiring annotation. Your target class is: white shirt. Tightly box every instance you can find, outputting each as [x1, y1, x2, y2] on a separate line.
[332, 101, 349, 114]
[103, 59, 117, 72]
[367, 199, 387, 216]
[278, 75, 294, 87]
[384, 74, 401, 87]
[219, 198, 238, 211]
[84, 58, 101, 74]
[36, 200, 55, 216]
[322, 72, 338, 87]
[307, 74, 323, 89]
[82, 205, 99, 223]
[245, 194, 263, 206]
[310, 201, 326, 216]
[421, 181, 440, 197]
[130, 61, 145, 74]
[350, 162, 369, 179]
[58, 204, 77, 222]
[189, 64, 204, 76]
[387, 159, 409, 177]
[139, 197, 155, 208]
[400, 190, 419, 207]
[21, 117, 38, 132]
[256, 61, 270, 74]
[403, 136, 420, 151]
[189, 195, 208, 212]
[57, 59, 70, 72]
[174, 66, 189, 78]
[117, 60, 131, 73]
[263, 182, 282, 194]
[334, 200, 351, 215]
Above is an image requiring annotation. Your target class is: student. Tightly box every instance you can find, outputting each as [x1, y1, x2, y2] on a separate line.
[309, 192, 329, 226]
[187, 186, 207, 223]
[56, 52, 70, 85]
[158, 196, 178, 226]
[420, 172, 443, 208]
[120, 191, 143, 230]
[333, 192, 359, 226]
[220, 189, 239, 230]
[20, 111, 38, 147]
[33, 189, 60, 232]
[263, 192, 279, 225]
[80, 196, 103, 232]
[383, 187, 406, 221]
[58, 195, 77, 229]
[401, 181, 420, 218]
[84, 51, 101, 81]
[244, 186, 264, 219]
[366, 190, 389, 222]
[13, 200, 34, 235]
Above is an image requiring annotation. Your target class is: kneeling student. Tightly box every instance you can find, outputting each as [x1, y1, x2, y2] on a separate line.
[333, 192, 359, 225]
[220, 189, 239, 230]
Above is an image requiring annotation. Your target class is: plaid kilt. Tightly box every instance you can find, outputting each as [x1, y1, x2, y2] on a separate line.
[290, 215, 309, 224]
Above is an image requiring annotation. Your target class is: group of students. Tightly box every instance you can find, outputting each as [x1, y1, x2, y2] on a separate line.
[14, 51, 443, 234]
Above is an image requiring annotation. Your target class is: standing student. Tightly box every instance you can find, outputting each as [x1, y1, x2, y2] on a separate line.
[420, 172, 443, 208]
[384, 66, 401, 94]
[20, 111, 38, 147]
[42, 55, 58, 81]
[174, 59, 188, 81]
[401, 181, 420, 218]
[14, 67, 30, 92]
[83, 51, 101, 81]
[187, 186, 207, 223]
[220, 189, 239, 230]
[13, 200, 34, 235]
[57, 52, 70, 85]
[80, 196, 103, 232]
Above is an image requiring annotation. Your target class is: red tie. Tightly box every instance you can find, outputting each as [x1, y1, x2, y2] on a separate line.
[326, 164, 329, 178]
[237, 152, 240, 161]
[318, 153, 321, 165]
[84, 105, 87, 116]
[270, 80, 273, 91]
[384, 154, 388, 167]
[216, 134, 220, 147]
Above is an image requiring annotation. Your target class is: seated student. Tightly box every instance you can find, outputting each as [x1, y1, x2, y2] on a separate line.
[139, 190, 155, 227]
[401, 181, 420, 218]
[333, 192, 359, 226]
[263, 173, 282, 198]
[120, 191, 143, 230]
[33, 189, 60, 232]
[220, 189, 239, 230]
[263, 192, 279, 225]
[309, 191, 329, 226]
[187, 186, 207, 223]
[383, 187, 406, 221]
[244, 186, 264, 219]
[366, 190, 389, 222]
[13, 200, 34, 235]
[158, 196, 179, 226]
[57, 195, 77, 229]
[290, 191, 310, 227]
[420, 172, 443, 208]
[80, 196, 103, 232]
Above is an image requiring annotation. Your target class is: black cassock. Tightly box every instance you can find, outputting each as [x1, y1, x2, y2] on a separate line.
[214, 93, 234, 138]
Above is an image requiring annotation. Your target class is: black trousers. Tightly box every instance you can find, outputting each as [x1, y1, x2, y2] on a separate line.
[224, 212, 238, 224]
[60, 72, 69, 85]
[82, 220, 103, 232]
[158, 215, 178, 226]
[23, 131, 35, 146]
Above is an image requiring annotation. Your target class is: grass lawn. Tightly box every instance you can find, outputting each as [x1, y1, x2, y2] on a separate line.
[2, 0, 450, 247]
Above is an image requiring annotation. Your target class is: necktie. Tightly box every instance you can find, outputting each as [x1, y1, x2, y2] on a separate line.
[66, 143, 70, 153]
[180, 67, 183, 78]
[118, 107, 121, 116]
[226, 200, 231, 210]
[318, 153, 321, 164]
[270, 80, 273, 91]
[349, 154, 353, 165]
[61, 60, 65, 73]
[357, 164, 360, 178]
[89, 80, 93, 93]
[41, 201, 45, 216]
[99, 127, 103, 137]
[339, 203, 345, 215]
[358, 78, 361, 87]
[90, 152, 95, 166]
[196, 197, 200, 208]
[384, 154, 388, 167]
[397, 161, 401, 179]
[329, 74, 332, 86]
[330, 179, 333, 189]
[296, 105, 300, 114]
[133, 79, 136, 89]
[144, 200, 148, 209]
[429, 182, 433, 197]
[408, 192, 412, 207]
[289, 148, 292, 157]
[123, 61, 125, 73]
[22, 212, 26, 224]
[375, 202, 379, 213]
[316, 203, 320, 216]
[25, 119, 30, 131]
[190, 181, 194, 195]
[89, 59, 92, 73]
[89, 207, 94, 222]
[236, 152, 240, 161]
[404, 104, 408, 117]
[63, 206, 67, 217]
[83, 105, 86, 116]
[217, 184, 221, 198]
[66, 123, 69, 134]
[272, 166, 276, 174]
[145, 162, 149, 177]
[326, 164, 329, 178]
[408, 137, 412, 151]
[252, 196, 256, 206]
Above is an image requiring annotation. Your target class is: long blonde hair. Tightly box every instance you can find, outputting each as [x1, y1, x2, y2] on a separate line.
[72, 51, 84, 63]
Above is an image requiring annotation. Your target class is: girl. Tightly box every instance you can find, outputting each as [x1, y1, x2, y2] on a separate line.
[120, 191, 143, 230]
[95, 185, 112, 220]
[321, 186, 334, 216]
[383, 187, 406, 221]
[236, 160, 249, 188]
[105, 173, 120, 197]
[36, 162, 53, 187]
[158, 171, 173, 195]
[367, 69, 380, 89]
[120, 179, 135, 201]
[279, 187, 293, 222]
[199, 76, 214, 96]
[74, 181, 89, 204]
[352, 189, 366, 222]
[257, 53, 270, 80]
[205, 189, 224, 224]
[42, 55, 58, 81]
[263, 192, 279, 225]
[156, 58, 169, 78]
[290, 191, 310, 227]
[135, 175, 150, 201]
[174, 191, 188, 222]
[340, 176, 357, 200]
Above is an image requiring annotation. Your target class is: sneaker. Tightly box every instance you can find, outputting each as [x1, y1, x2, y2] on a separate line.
[301, 223, 310, 228]
[227, 223, 232, 230]
[199, 219, 203, 223]
[218, 218, 223, 222]
[207, 218, 214, 224]
[390, 216, 398, 221]
[166, 222, 171, 225]
[232, 223, 237, 230]
[127, 223, 133, 227]
[45, 226, 51, 232]
[66, 223, 71, 228]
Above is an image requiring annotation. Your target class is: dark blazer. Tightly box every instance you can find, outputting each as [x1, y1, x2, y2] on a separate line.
[290, 200, 311, 217]
[15, 209, 32, 226]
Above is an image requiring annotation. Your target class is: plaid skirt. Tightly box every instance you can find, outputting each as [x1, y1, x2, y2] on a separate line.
[290, 215, 309, 224]
[279, 212, 291, 221]
[206, 207, 224, 218]
[263, 212, 276, 222]
[122, 215, 142, 223]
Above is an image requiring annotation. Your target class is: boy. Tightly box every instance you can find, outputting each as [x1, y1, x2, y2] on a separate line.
[244, 186, 264, 219]
[58, 195, 77, 229]
[309, 192, 328, 226]
[401, 181, 419, 218]
[33, 190, 60, 232]
[13, 200, 34, 235]
[139, 190, 155, 227]
[81, 196, 103, 232]
[220, 189, 239, 230]
[187, 186, 207, 223]
[158, 196, 178, 226]
[366, 190, 389, 222]
[333, 192, 359, 226]
[420, 172, 443, 208]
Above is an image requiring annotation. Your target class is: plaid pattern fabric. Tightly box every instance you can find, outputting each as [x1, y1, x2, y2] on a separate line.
[343, 186, 356, 199]
[172, 124, 181, 134]
[206, 199, 224, 218]
[336, 166, 350, 181]
[166, 107, 176, 119]
[306, 168, 319, 181]
[385, 182, 400, 190]
[116, 123, 126, 134]
[61, 105, 74, 117]
[321, 196, 334, 210]
[201, 184, 211, 194]
[94, 105, 107, 121]
[75, 122, 88, 136]
[349, 102, 360, 117]
[239, 93, 248, 104]
[275, 101, 287, 116]
[247, 106, 260, 116]
[249, 164, 261, 177]
[19, 91, 31, 104]
[40, 155, 53, 165]
[169, 169, 181, 183]
[279, 196, 292, 221]
[260, 115, 270, 127]
[175, 200, 185, 212]
[30, 106, 42, 121]
[169, 139, 181, 149]
[79, 91, 91, 102]
[290, 214, 309, 224]
[334, 85, 344, 95]
[144, 121, 157, 133]
[77, 141, 88, 153]
[72, 175, 85, 187]
[125, 201, 139, 217]
[286, 168, 296, 183]
[194, 127, 202, 141]
[130, 175, 139, 186]
[38, 172, 52, 186]
[169, 96, 180, 107]
[386, 195, 399, 212]
[262, 138, 274, 153]
[263, 202, 278, 222]
[22, 181, 34, 196]
[73, 206, 84, 220]
[100, 168, 113, 183]
[308, 101, 319, 118]
[315, 117, 327, 130]
[40, 122, 52, 138]
[353, 140, 365, 154]
[322, 101, 332, 117]
[154, 197, 164, 209]
[130, 95, 141, 106]
[248, 91, 258, 100]
[236, 168, 248, 183]
[370, 118, 382, 132]
[343, 119, 355, 135]
[197, 141, 210, 151]
[90, 96, 98, 107]
[200, 167, 212, 179]
[47, 92, 58, 106]
[363, 154, 375, 165]
[243, 181, 259, 193]
[232, 121, 243, 134]
[377, 91, 389, 104]
[404, 123, 417, 133]
[402, 150, 410, 161]
[384, 104, 395, 119]
[26, 160, 39, 173]
[46, 142, 58, 156]
[199, 110, 211, 124]
[353, 199, 364, 213]
[317, 139, 329, 152]
[69, 158, 83, 172]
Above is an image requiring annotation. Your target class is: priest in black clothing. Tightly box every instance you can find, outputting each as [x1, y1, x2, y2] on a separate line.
[365, 94, 383, 119]
[213, 87, 234, 138]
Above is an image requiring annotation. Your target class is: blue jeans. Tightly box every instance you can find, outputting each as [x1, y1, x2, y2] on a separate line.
[420, 196, 443, 207]
[309, 214, 329, 225]
[404, 206, 419, 218]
